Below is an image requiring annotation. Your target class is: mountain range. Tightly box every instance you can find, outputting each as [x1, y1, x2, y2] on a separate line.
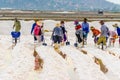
[0, 0, 120, 11]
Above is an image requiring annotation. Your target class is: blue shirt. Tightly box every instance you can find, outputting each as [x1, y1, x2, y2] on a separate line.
[117, 27, 120, 36]
[53, 27, 62, 36]
[82, 22, 89, 33]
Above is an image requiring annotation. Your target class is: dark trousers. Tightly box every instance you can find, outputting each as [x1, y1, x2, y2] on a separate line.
[34, 35, 37, 41]
[94, 36, 99, 44]
[76, 34, 82, 43]
[53, 35, 61, 44]
[41, 35, 44, 42]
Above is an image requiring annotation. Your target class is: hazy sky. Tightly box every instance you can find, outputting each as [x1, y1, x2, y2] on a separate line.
[106, 0, 120, 4]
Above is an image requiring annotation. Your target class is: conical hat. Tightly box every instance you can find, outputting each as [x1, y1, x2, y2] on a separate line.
[112, 23, 118, 27]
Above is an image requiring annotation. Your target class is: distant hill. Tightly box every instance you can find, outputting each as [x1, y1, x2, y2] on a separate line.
[0, 0, 120, 11]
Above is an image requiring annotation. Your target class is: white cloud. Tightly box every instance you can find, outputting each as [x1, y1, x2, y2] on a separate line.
[106, 0, 120, 4]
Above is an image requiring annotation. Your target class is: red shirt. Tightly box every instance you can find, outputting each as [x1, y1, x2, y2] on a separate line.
[75, 25, 82, 30]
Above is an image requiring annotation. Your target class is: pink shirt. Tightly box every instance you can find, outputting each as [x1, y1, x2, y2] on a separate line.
[110, 31, 117, 37]
[34, 25, 41, 36]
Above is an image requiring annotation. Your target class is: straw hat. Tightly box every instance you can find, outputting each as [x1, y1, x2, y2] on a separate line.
[56, 23, 60, 27]
[112, 23, 118, 27]
[90, 26, 95, 30]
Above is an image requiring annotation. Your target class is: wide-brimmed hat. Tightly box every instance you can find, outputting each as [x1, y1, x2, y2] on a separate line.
[90, 26, 95, 30]
[56, 23, 60, 27]
[112, 23, 118, 27]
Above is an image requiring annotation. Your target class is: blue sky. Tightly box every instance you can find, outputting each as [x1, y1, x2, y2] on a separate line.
[106, 0, 120, 4]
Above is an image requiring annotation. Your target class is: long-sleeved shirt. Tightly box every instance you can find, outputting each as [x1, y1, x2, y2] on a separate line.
[91, 28, 101, 36]
[53, 27, 62, 37]
[116, 27, 120, 36]
[60, 24, 67, 34]
[31, 23, 36, 34]
[13, 21, 21, 32]
[100, 24, 108, 37]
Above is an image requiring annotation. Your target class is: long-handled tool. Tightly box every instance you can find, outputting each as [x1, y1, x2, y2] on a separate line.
[65, 33, 70, 45]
